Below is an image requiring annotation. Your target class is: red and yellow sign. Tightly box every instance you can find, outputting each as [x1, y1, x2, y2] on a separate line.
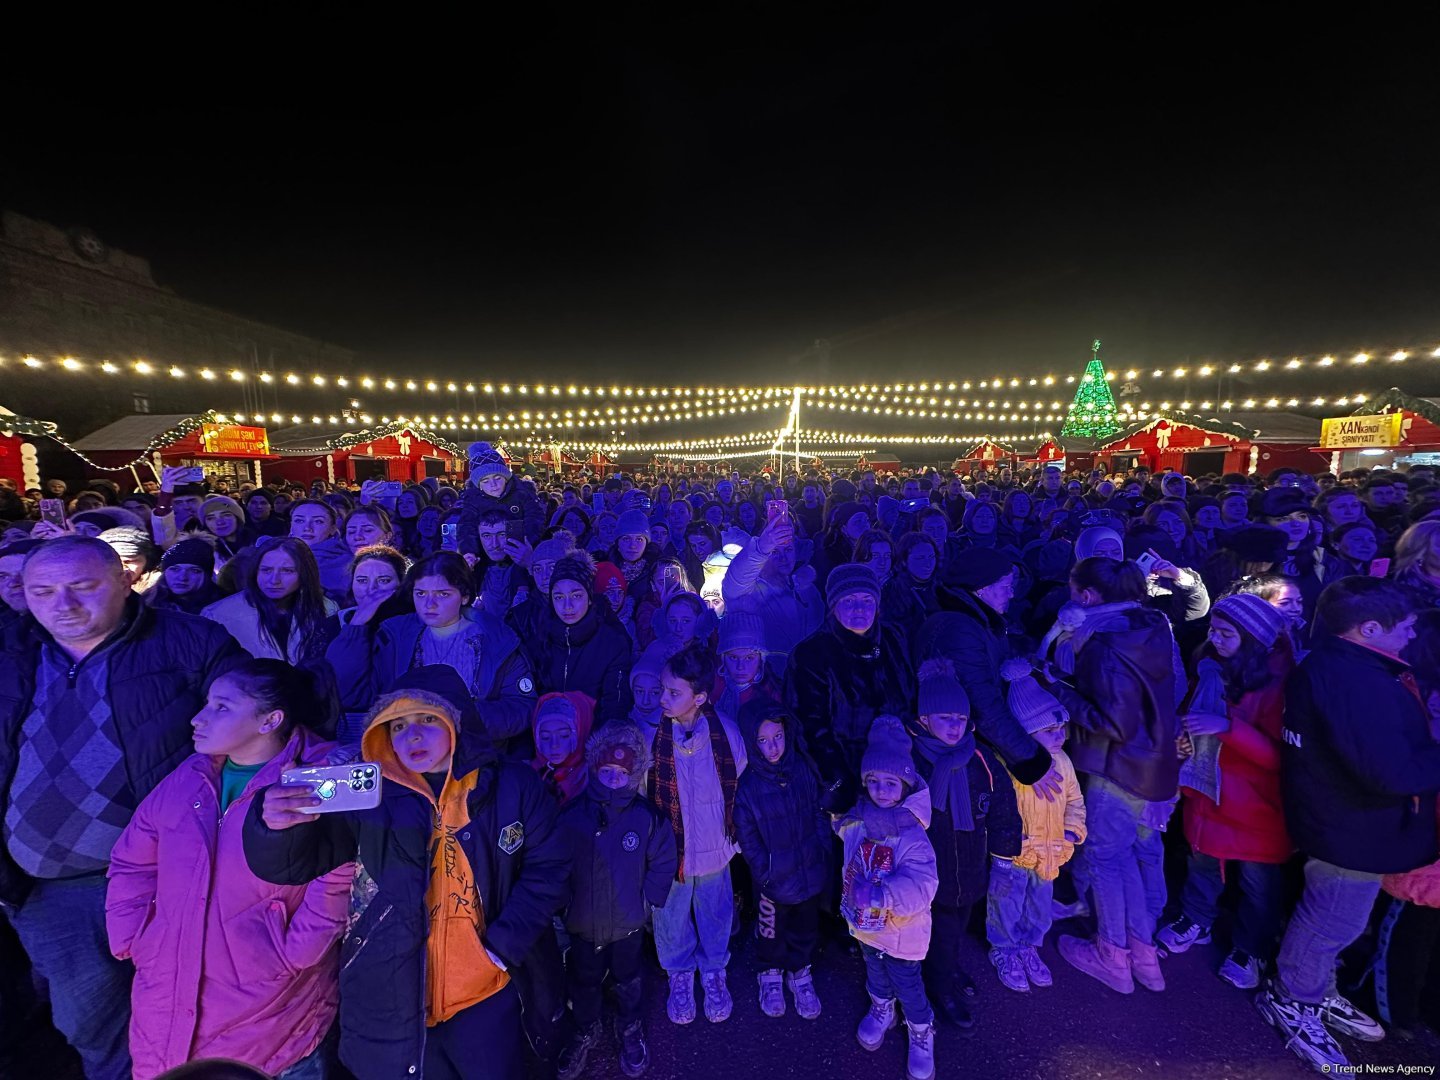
[1318, 413, 1404, 450]
[200, 423, 270, 457]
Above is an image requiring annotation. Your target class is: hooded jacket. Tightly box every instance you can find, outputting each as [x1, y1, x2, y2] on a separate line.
[914, 589, 1054, 787]
[242, 666, 567, 1080]
[527, 604, 633, 727]
[834, 782, 938, 961]
[106, 727, 349, 1080]
[457, 478, 545, 555]
[733, 707, 832, 905]
[1045, 604, 1181, 802]
[556, 723, 677, 945]
[325, 606, 536, 746]
[530, 691, 595, 805]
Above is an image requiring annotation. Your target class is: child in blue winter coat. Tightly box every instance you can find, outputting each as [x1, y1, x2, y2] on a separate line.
[733, 702, 830, 1020]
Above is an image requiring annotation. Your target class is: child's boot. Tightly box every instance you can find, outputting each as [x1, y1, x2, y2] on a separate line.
[856, 993, 897, 1050]
[757, 968, 785, 1017]
[666, 970, 697, 1024]
[786, 966, 823, 1020]
[557, 1020, 603, 1080]
[1128, 934, 1165, 992]
[616, 1019, 650, 1078]
[905, 1020, 936, 1080]
[1058, 933, 1134, 994]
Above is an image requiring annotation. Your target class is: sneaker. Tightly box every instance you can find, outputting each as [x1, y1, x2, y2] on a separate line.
[904, 1020, 936, 1080]
[1020, 947, 1053, 988]
[557, 1021, 603, 1080]
[1320, 994, 1386, 1042]
[757, 969, 785, 1018]
[1255, 985, 1349, 1072]
[857, 994, 897, 1051]
[786, 967, 823, 1020]
[989, 947, 1030, 992]
[666, 971, 696, 1025]
[1051, 896, 1091, 920]
[617, 1019, 650, 1078]
[1218, 948, 1261, 990]
[1154, 914, 1211, 955]
[701, 970, 732, 1023]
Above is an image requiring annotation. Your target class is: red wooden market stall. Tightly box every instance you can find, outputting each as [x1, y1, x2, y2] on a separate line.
[70, 413, 279, 487]
[265, 422, 463, 487]
[1095, 411, 1320, 477]
[1310, 389, 1440, 474]
[951, 439, 1019, 475]
[0, 409, 54, 492]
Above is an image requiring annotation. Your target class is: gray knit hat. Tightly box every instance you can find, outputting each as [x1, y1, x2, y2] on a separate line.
[860, 714, 918, 786]
[1211, 592, 1288, 648]
[826, 563, 881, 610]
[1002, 659, 1069, 734]
[615, 509, 651, 537]
[718, 611, 767, 654]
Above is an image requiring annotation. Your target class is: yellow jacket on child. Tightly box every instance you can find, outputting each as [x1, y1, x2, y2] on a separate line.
[1010, 748, 1086, 881]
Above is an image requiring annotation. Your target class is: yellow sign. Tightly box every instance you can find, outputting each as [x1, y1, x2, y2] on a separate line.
[200, 423, 270, 457]
[1319, 413, 1404, 449]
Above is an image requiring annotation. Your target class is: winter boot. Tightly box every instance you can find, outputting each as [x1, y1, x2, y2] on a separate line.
[786, 966, 822, 1019]
[1058, 933, 1134, 994]
[1128, 934, 1166, 992]
[904, 1020, 936, 1080]
[556, 1021, 603, 1080]
[757, 968, 785, 1017]
[856, 993, 897, 1051]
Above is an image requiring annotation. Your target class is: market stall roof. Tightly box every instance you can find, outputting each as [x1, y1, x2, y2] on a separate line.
[1217, 412, 1321, 444]
[73, 414, 201, 451]
[267, 420, 461, 455]
[1351, 388, 1440, 425]
[1099, 410, 1256, 449]
[955, 438, 1019, 458]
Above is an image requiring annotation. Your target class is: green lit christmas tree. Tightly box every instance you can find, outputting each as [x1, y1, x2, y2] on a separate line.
[1059, 339, 1123, 439]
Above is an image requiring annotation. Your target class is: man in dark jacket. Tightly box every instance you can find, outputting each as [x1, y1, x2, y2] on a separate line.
[1257, 577, 1440, 1073]
[246, 666, 568, 1080]
[530, 553, 634, 726]
[458, 441, 545, 555]
[915, 549, 1060, 797]
[0, 537, 247, 1080]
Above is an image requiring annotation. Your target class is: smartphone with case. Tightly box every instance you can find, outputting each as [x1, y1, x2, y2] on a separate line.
[374, 481, 404, 498]
[505, 518, 526, 541]
[1368, 557, 1390, 577]
[592, 493, 606, 514]
[281, 763, 383, 814]
[766, 499, 790, 525]
[39, 498, 67, 527]
[1134, 550, 1159, 576]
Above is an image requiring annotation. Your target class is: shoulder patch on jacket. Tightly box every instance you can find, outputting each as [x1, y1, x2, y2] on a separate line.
[518, 677, 534, 694]
[498, 820, 525, 855]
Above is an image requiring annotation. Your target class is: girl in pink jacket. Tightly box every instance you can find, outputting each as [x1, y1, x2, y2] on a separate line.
[106, 660, 352, 1080]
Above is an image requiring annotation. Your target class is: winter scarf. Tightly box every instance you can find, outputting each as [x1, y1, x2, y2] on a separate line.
[650, 707, 738, 881]
[1179, 657, 1227, 804]
[912, 729, 976, 830]
[856, 791, 922, 838]
[1065, 600, 1143, 660]
[530, 692, 595, 806]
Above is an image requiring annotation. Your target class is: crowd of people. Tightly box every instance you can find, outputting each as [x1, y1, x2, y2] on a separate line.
[1, 441, 1439, 1080]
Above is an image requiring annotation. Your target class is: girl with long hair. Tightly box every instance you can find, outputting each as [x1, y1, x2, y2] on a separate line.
[201, 538, 336, 664]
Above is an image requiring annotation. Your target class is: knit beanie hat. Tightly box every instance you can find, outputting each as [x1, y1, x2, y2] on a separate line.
[1211, 593, 1288, 648]
[467, 441, 511, 480]
[629, 648, 665, 688]
[860, 714, 918, 787]
[940, 546, 1014, 592]
[1073, 526, 1123, 561]
[98, 526, 156, 563]
[533, 531, 577, 565]
[826, 563, 881, 610]
[534, 694, 578, 731]
[200, 495, 245, 521]
[876, 495, 901, 530]
[718, 610, 767, 654]
[615, 509, 650, 537]
[1001, 658, 1069, 734]
[917, 658, 970, 717]
[1224, 524, 1288, 564]
[161, 537, 216, 574]
[552, 551, 596, 591]
[593, 561, 626, 596]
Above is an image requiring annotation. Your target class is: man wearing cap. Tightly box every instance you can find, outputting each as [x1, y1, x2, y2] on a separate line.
[916, 549, 1063, 800]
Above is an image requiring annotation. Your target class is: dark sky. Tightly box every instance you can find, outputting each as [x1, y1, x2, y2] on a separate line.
[8, 10, 1440, 396]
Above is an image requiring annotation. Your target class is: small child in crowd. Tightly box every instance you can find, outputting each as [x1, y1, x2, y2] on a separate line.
[531, 692, 595, 806]
[986, 661, 1086, 992]
[712, 612, 783, 722]
[835, 715, 939, 1080]
[626, 651, 665, 749]
[649, 643, 748, 1026]
[556, 724, 677, 1079]
[733, 703, 830, 1020]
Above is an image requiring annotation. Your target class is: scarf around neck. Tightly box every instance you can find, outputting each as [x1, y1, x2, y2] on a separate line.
[650, 708, 738, 881]
[913, 729, 977, 830]
[1067, 600, 1142, 659]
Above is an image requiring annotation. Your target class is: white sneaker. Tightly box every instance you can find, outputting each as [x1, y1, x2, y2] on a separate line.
[757, 969, 785, 1018]
[1320, 993, 1385, 1042]
[1154, 914, 1211, 955]
[1256, 985, 1349, 1072]
[701, 970, 732, 1023]
[666, 970, 696, 1025]
[1021, 947, 1053, 988]
[786, 966, 822, 1019]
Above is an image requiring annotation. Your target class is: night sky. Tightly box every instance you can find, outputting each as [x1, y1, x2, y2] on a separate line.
[8, 11, 1440, 394]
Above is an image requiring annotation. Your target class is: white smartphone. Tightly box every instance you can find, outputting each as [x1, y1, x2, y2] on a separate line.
[280, 763, 383, 814]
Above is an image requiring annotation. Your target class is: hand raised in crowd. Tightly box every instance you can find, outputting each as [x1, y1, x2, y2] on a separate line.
[756, 510, 794, 556]
[259, 782, 323, 830]
[30, 519, 73, 540]
[349, 586, 393, 627]
[1145, 549, 1182, 581]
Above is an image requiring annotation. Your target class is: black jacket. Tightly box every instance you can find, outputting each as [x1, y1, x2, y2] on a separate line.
[242, 668, 568, 1080]
[0, 599, 248, 907]
[914, 590, 1054, 787]
[786, 616, 915, 807]
[1281, 635, 1440, 875]
[880, 569, 940, 649]
[557, 785, 676, 946]
[913, 741, 1022, 909]
[457, 479, 545, 555]
[527, 605, 633, 726]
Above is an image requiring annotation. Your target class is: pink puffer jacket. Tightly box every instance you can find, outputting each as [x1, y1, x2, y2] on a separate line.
[106, 728, 351, 1080]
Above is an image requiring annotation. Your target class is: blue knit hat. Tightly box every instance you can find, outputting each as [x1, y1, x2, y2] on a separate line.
[826, 563, 881, 610]
[615, 509, 650, 537]
[1211, 592, 1288, 648]
[467, 441, 511, 481]
[918, 659, 970, 717]
[860, 714, 918, 787]
[718, 611, 767, 653]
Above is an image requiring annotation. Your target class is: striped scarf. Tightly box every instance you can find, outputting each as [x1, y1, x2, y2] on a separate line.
[650, 707, 737, 882]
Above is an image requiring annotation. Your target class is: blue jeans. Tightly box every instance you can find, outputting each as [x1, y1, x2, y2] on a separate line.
[5, 874, 132, 1080]
[1082, 775, 1161, 948]
[1179, 850, 1286, 959]
[276, 1025, 339, 1080]
[1275, 857, 1382, 1004]
[986, 859, 1053, 951]
[653, 865, 733, 975]
[861, 944, 933, 1026]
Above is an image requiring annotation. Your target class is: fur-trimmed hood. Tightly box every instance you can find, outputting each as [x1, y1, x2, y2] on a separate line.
[585, 721, 651, 794]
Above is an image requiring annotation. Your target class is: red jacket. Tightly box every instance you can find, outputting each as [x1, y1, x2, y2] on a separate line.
[1182, 645, 1295, 866]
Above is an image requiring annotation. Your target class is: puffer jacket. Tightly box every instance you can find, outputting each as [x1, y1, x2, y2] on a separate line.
[911, 739, 1022, 908]
[0, 598, 250, 907]
[325, 606, 536, 744]
[528, 604, 634, 726]
[733, 710, 832, 904]
[243, 667, 567, 1080]
[915, 590, 1053, 787]
[556, 724, 677, 945]
[1046, 604, 1181, 802]
[786, 616, 915, 807]
[1181, 645, 1295, 866]
[720, 537, 825, 674]
[106, 728, 349, 1080]
[457, 478, 545, 555]
[1012, 748, 1086, 882]
[834, 782, 938, 961]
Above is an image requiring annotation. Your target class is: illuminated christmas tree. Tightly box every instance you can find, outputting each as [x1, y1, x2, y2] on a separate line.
[1059, 339, 1123, 439]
